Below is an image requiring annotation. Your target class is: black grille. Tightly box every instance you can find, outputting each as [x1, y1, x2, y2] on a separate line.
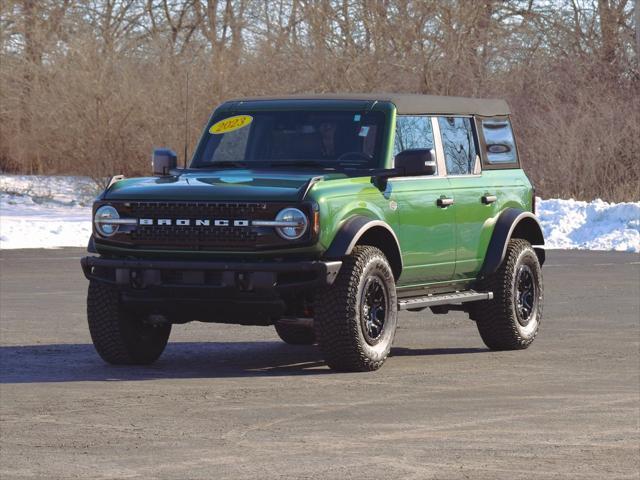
[131, 224, 259, 244]
[126, 201, 270, 218]
[97, 201, 309, 250]
[126, 201, 267, 247]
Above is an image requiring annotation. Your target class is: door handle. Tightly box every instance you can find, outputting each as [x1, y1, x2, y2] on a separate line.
[437, 197, 454, 208]
[482, 194, 497, 204]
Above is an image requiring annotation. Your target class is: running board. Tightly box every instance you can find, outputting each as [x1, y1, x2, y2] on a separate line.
[398, 290, 493, 311]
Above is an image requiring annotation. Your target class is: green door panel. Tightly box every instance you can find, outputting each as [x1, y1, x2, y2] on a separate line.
[388, 177, 455, 285]
[448, 175, 497, 278]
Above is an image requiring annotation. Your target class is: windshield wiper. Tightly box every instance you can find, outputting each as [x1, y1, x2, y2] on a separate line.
[267, 160, 333, 168]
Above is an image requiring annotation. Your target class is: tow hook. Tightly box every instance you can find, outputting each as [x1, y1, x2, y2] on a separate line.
[130, 270, 144, 289]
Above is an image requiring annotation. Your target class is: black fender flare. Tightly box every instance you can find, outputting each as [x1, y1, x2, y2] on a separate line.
[87, 235, 97, 253]
[480, 208, 545, 276]
[324, 216, 403, 279]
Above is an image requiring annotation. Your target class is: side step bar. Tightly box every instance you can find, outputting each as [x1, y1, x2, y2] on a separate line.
[398, 290, 493, 311]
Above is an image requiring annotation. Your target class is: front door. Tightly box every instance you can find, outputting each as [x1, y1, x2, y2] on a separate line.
[389, 116, 456, 286]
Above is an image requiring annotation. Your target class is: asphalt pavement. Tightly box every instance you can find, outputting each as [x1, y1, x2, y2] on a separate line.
[0, 248, 638, 479]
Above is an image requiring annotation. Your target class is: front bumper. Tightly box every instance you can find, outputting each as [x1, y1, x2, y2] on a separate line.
[81, 256, 341, 291]
[81, 256, 342, 323]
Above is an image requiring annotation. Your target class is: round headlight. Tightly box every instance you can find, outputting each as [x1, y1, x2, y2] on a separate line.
[94, 205, 120, 237]
[275, 208, 308, 240]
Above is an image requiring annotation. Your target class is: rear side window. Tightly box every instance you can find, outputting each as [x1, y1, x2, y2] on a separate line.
[394, 116, 435, 156]
[480, 118, 518, 164]
[438, 117, 478, 175]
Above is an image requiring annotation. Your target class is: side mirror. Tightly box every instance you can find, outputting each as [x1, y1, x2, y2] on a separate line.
[152, 148, 177, 176]
[394, 149, 437, 176]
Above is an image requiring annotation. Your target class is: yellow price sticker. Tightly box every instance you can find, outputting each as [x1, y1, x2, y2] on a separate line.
[209, 115, 253, 135]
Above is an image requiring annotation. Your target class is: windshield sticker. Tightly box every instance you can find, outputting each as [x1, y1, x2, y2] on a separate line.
[358, 126, 370, 137]
[209, 115, 253, 135]
[353, 114, 361, 121]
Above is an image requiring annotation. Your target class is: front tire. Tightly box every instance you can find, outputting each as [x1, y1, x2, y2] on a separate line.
[274, 321, 316, 345]
[87, 281, 171, 365]
[314, 246, 398, 372]
[470, 239, 543, 350]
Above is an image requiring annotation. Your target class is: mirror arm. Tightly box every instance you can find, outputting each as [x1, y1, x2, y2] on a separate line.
[371, 168, 402, 191]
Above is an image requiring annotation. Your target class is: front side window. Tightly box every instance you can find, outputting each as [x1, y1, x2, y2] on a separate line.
[393, 115, 435, 156]
[481, 118, 518, 164]
[191, 110, 386, 170]
[438, 117, 478, 175]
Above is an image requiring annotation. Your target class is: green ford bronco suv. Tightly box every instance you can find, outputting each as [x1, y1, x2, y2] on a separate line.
[81, 93, 545, 371]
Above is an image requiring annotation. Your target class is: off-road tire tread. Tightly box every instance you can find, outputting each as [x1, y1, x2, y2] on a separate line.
[87, 281, 170, 365]
[314, 246, 395, 372]
[470, 239, 543, 350]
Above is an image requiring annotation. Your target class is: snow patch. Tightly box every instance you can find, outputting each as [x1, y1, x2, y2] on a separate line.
[1, 175, 639, 252]
[538, 198, 640, 252]
[0, 175, 97, 249]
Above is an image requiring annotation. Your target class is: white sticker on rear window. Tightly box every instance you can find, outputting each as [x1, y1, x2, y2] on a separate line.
[358, 126, 370, 137]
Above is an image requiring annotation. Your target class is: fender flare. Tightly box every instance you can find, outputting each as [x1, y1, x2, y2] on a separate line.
[87, 235, 97, 253]
[480, 208, 545, 276]
[324, 216, 403, 279]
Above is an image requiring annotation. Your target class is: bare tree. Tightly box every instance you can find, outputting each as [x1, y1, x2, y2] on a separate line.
[0, 0, 638, 200]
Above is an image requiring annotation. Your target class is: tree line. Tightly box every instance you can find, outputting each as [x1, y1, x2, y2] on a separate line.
[1, 0, 638, 201]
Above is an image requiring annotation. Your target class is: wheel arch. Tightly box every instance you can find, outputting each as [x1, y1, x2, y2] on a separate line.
[480, 208, 545, 276]
[323, 216, 403, 280]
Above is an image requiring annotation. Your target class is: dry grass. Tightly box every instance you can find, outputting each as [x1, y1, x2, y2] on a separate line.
[1, 0, 638, 201]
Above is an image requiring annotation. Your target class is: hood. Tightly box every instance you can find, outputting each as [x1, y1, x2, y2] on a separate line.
[102, 169, 348, 202]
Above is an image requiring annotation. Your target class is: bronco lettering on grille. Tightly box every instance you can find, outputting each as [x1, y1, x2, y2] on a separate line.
[139, 218, 251, 227]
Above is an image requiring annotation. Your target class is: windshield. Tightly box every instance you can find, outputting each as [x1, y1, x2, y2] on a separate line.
[190, 110, 386, 169]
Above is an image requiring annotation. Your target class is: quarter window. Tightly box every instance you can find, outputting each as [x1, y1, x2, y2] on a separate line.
[480, 118, 517, 164]
[438, 117, 478, 175]
[394, 116, 435, 156]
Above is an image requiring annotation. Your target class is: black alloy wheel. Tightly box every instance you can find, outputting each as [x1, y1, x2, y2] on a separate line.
[515, 264, 536, 327]
[360, 276, 388, 345]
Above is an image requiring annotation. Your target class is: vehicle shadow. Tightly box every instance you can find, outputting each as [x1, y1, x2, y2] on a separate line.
[0, 342, 487, 384]
[391, 347, 487, 356]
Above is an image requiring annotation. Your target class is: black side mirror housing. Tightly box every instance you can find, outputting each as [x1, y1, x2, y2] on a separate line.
[152, 148, 177, 176]
[394, 148, 437, 176]
[371, 148, 437, 190]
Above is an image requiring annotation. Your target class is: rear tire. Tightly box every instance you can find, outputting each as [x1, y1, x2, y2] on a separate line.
[274, 321, 316, 345]
[314, 246, 397, 372]
[470, 239, 543, 350]
[87, 281, 171, 365]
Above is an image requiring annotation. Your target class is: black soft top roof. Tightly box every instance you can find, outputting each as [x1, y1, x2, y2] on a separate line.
[223, 93, 510, 116]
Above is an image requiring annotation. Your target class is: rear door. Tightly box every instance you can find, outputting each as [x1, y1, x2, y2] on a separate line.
[389, 116, 456, 286]
[437, 116, 499, 279]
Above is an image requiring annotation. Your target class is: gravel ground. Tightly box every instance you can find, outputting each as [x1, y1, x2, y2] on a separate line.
[1, 248, 638, 479]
